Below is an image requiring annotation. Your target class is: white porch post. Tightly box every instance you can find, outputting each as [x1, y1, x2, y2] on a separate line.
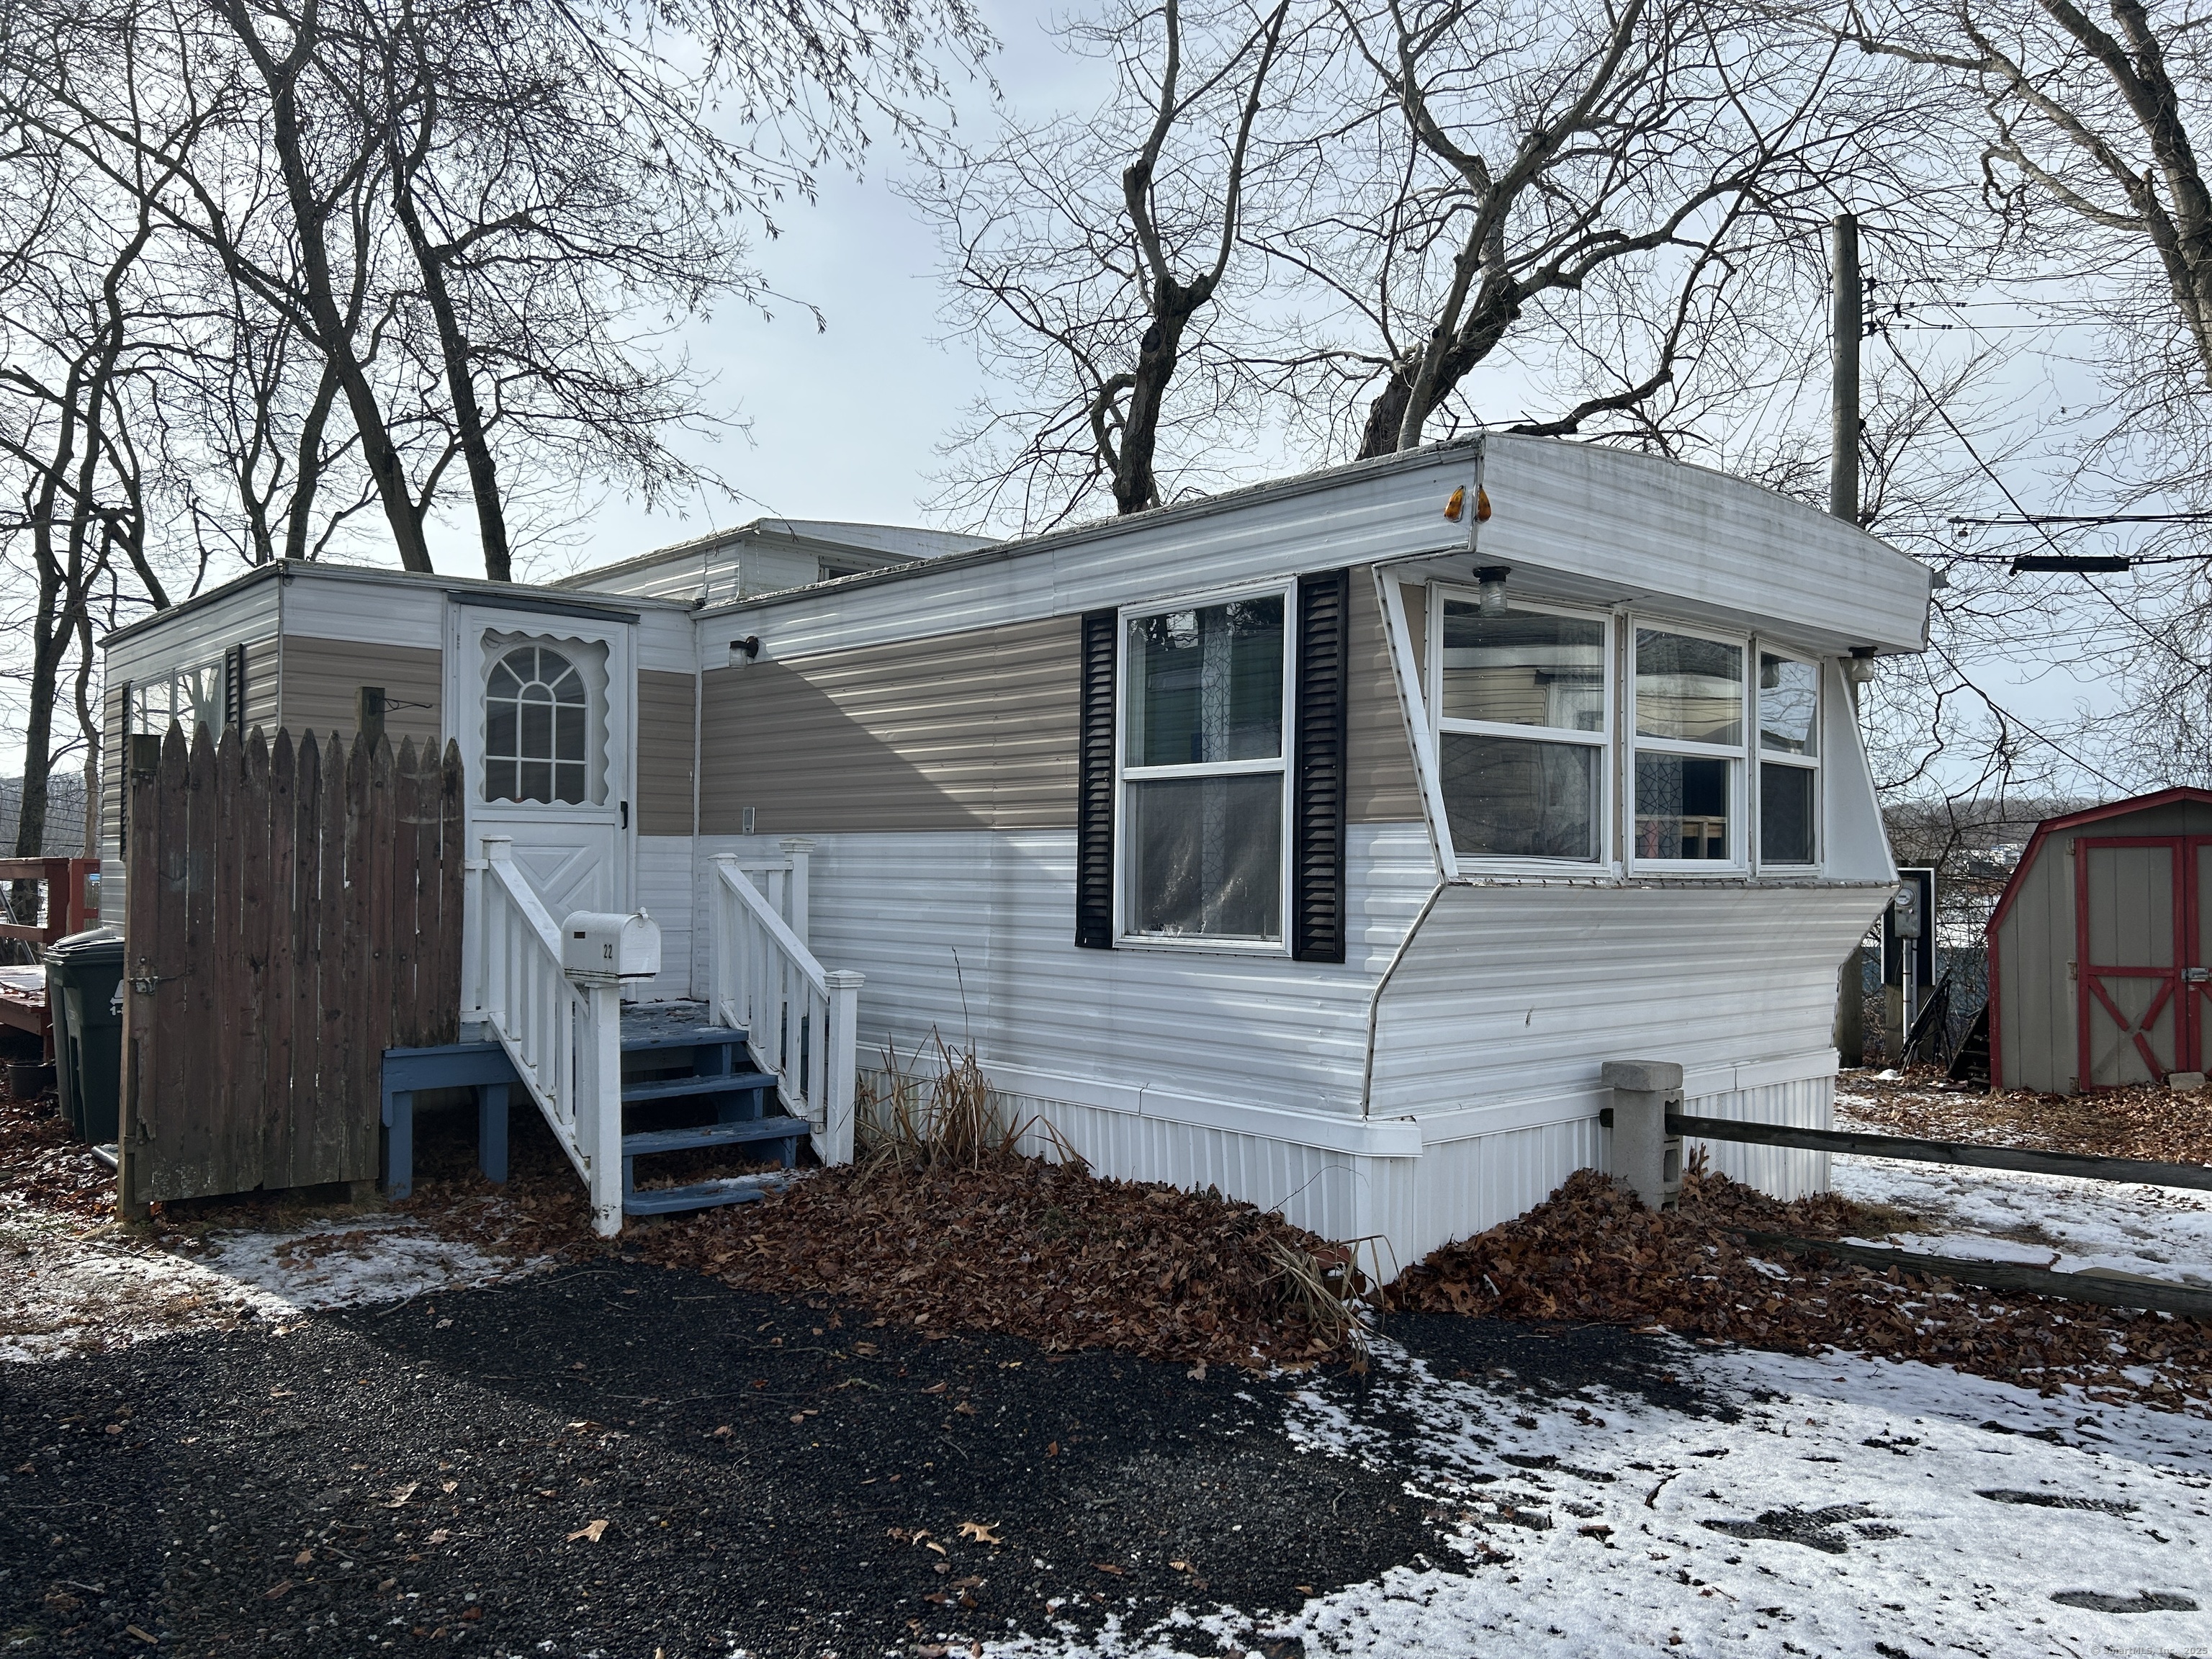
[461, 849, 489, 1028]
[711, 852, 742, 1028]
[780, 837, 814, 945]
[822, 968, 864, 1166]
[479, 837, 513, 1033]
[583, 979, 626, 1236]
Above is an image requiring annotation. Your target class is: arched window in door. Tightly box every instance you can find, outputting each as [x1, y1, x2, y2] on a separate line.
[485, 645, 589, 803]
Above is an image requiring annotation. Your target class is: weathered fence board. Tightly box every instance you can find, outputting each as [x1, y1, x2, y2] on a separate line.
[119, 724, 464, 1210]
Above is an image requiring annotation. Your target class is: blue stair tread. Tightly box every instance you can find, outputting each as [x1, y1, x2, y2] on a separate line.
[621, 1071, 776, 1105]
[624, 1174, 791, 1215]
[622, 1117, 809, 1156]
[619, 1028, 747, 1056]
[619, 1002, 746, 1054]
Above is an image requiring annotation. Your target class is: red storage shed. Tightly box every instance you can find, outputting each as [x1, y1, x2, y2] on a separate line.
[1987, 788, 2212, 1093]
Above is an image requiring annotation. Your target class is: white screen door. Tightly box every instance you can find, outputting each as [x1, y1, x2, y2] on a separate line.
[451, 601, 635, 921]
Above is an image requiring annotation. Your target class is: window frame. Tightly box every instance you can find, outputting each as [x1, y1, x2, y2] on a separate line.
[1626, 618, 1751, 874]
[1427, 584, 1615, 874]
[131, 655, 228, 738]
[1751, 642, 1822, 871]
[483, 642, 593, 806]
[1112, 578, 1297, 953]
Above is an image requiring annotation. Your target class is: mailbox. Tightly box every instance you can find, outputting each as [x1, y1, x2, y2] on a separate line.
[560, 910, 662, 983]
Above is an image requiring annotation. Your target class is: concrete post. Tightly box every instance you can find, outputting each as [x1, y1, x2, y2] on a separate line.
[1603, 1058, 1684, 1211]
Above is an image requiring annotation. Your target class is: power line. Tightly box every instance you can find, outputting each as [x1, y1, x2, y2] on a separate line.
[1872, 325, 2201, 674]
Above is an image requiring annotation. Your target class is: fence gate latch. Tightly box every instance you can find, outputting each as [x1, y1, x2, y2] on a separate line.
[2188, 968, 2211, 984]
[130, 957, 180, 995]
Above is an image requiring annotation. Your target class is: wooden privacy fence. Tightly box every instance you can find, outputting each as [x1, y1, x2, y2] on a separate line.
[120, 724, 464, 1211]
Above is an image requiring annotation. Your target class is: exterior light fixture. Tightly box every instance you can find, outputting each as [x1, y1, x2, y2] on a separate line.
[1843, 647, 1878, 685]
[731, 635, 761, 662]
[1444, 486, 1467, 521]
[1474, 566, 1511, 618]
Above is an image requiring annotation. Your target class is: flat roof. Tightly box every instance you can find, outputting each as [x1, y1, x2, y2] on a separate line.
[102, 557, 696, 649]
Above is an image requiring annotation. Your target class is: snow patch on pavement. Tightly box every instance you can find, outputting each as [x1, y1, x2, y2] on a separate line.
[985, 1336, 2212, 1659]
[1832, 1152, 2212, 1285]
[0, 1213, 535, 1362]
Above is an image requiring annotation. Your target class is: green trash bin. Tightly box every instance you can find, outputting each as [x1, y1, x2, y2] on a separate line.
[45, 926, 124, 1145]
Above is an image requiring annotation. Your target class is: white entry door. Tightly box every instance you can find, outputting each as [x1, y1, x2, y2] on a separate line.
[451, 601, 635, 920]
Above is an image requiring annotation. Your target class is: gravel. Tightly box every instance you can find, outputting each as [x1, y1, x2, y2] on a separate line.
[0, 1264, 1679, 1658]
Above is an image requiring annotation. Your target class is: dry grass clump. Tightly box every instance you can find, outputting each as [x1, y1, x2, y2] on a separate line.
[1389, 1162, 2212, 1415]
[858, 1035, 1028, 1174]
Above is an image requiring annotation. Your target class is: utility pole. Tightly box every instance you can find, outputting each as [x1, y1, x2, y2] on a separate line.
[1831, 212, 1868, 1069]
[1830, 214, 1860, 529]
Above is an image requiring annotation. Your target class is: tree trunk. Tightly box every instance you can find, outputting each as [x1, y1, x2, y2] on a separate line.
[392, 165, 510, 580]
[222, 1, 436, 574]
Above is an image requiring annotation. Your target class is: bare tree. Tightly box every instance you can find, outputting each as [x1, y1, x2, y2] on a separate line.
[1840, 1, 2212, 801]
[914, 0, 1302, 529]
[1275, 0, 1942, 457]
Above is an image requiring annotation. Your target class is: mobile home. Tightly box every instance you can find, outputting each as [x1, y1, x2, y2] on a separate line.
[100, 437, 1928, 1265]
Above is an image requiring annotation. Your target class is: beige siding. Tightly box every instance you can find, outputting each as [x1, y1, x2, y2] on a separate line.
[279, 635, 443, 753]
[240, 633, 280, 734]
[701, 616, 1079, 835]
[1993, 838, 2075, 1094]
[1347, 575, 1422, 824]
[636, 669, 696, 835]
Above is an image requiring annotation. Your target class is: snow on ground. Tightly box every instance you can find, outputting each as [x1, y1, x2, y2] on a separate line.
[0, 1210, 534, 1362]
[1830, 1152, 2212, 1286]
[992, 1335, 2212, 1659]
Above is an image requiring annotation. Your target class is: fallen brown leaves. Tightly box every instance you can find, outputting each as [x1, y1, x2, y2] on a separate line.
[1840, 1071, 2212, 1168]
[1389, 1165, 2212, 1416]
[0, 1094, 114, 1224]
[631, 1154, 1361, 1370]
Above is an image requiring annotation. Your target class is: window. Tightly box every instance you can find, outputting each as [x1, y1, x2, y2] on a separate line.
[485, 644, 589, 804]
[132, 657, 226, 736]
[1120, 591, 1287, 943]
[1434, 598, 1608, 862]
[1756, 650, 1820, 866]
[1632, 628, 1744, 864]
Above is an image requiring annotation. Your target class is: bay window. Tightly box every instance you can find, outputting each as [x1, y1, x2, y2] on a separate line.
[1120, 590, 1289, 943]
[1756, 651, 1820, 866]
[1632, 627, 1745, 865]
[1434, 597, 1608, 863]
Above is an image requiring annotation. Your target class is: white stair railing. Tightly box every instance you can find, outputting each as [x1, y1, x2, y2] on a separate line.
[477, 836, 624, 1235]
[709, 850, 863, 1165]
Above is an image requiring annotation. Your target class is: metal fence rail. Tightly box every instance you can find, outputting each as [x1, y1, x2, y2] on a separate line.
[1667, 1111, 2212, 1193]
[1665, 1107, 2212, 1318]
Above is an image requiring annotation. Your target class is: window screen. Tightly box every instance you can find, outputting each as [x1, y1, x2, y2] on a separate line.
[1121, 593, 1287, 943]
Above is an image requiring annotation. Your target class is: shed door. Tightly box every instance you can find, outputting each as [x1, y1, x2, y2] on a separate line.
[2074, 836, 2188, 1087]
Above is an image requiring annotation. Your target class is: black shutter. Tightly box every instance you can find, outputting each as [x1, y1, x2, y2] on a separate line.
[1075, 607, 1118, 949]
[1292, 569, 1350, 963]
[226, 642, 248, 734]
